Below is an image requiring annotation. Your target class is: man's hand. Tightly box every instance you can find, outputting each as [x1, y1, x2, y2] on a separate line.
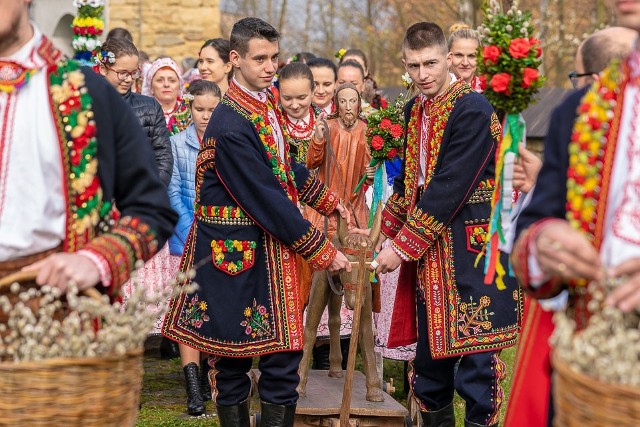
[350, 227, 371, 236]
[374, 235, 387, 253]
[22, 253, 101, 292]
[534, 220, 602, 282]
[513, 144, 542, 193]
[370, 246, 402, 274]
[327, 250, 352, 273]
[332, 202, 351, 226]
[606, 259, 640, 312]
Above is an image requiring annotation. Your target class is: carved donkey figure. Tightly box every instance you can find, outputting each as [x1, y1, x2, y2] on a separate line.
[297, 203, 384, 402]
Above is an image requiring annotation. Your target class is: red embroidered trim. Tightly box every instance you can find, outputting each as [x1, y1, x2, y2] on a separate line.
[404, 80, 471, 212]
[223, 80, 298, 202]
[290, 227, 336, 270]
[81, 216, 158, 294]
[298, 174, 339, 215]
[392, 208, 445, 261]
[0, 93, 17, 220]
[381, 193, 408, 238]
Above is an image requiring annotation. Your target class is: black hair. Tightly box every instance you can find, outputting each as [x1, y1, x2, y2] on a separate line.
[292, 52, 316, 64]
[106, 27, 133, 42]
[338, 59, 365, 79]
[101, 37, 139, 59]
[341, 48, 368, 72]
[403, 22, 448, 56]
[307, 57, 338, 81]
[230, 17, 279, 57]
[200, 38, 231, 63]
[278, 62, 314, 91]
[188, 79, 222, 99]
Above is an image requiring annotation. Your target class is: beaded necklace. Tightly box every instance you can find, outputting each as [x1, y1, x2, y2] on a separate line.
[283, 107, 315, 162]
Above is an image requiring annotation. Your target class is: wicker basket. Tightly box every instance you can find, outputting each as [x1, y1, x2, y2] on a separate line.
[552, 354, 640, 426]
[0, 349, 144, 426]
[0, 270, 144, 426]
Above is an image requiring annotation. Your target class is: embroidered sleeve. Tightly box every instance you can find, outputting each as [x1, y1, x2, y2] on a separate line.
[298, 173, 339, 215]
[290, 227, 337, 270]
[80, 216, 158, 295]
[381, 193, 409, 239]
[392, 208, 446, 261]
[511, 219, 565, 299]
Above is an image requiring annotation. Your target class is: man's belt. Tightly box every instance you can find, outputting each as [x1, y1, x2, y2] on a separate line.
[194, 204, 255, 226]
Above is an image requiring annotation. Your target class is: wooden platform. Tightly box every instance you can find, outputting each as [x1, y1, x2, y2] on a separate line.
[294, 370, 408, 426]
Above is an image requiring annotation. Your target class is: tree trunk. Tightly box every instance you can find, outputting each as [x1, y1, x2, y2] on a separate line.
[278, 0, 288, 34]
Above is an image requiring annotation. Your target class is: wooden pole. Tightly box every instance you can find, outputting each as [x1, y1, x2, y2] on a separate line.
[339, 243, 368, 426]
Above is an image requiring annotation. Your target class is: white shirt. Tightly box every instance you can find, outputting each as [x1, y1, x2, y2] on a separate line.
[527, 51, 640, 309]
[418, 73, 457, 185]
[233, 77, 286, 162]
[0, 27, 65, 260]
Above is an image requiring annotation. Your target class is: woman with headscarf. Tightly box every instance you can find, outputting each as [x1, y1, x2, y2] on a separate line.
[143, 57, 190, 135]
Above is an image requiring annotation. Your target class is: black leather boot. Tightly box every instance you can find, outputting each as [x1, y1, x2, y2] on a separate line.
[259, 401, 296, 427]
[183, 362, 205, 416]
[199, 359, 212, 401]
[216, 399, 250, 427]
[420, 402, 455, 427]
[311, 342, 330, 370]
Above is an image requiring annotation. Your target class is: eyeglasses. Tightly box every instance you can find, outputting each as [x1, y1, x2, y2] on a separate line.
[568, 71, 594, 89]
[104, 64, 142, 81]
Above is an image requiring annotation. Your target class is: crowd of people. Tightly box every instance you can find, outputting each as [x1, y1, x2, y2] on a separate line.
[3, 0, 640, 426]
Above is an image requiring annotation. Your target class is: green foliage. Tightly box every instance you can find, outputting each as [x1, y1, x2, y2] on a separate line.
[477, 0, 546, 114]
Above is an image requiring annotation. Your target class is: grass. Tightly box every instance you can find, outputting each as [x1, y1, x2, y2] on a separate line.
[136, 346, 516, 426]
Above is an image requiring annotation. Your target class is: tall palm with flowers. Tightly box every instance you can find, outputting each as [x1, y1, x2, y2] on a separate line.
[477, 0, 545, 289]
[72, 0, 105, 65]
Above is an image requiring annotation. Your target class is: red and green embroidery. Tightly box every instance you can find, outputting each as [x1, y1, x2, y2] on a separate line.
[49, 59, 111, 246]
[566, 60, 625, 241]
[179, 294, 210, 329]
[223, 81, 297, 201]
[241, 299, 272, 338]
[211, 239, 256, 275]
[196, 204, 247, 219]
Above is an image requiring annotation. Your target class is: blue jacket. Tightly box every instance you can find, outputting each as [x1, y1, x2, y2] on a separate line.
[168, 123, 198, 255]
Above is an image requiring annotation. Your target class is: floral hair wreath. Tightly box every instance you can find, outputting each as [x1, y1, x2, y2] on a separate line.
[183, 93, 195, 102]
[94, 49, 115, 65]
[335, 48, 346, 60]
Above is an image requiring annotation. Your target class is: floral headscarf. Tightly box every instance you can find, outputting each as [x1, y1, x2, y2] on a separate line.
[142, 57, 183, 97]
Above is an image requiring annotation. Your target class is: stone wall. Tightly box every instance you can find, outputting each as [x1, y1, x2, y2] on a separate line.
[107, 0, 221, 68]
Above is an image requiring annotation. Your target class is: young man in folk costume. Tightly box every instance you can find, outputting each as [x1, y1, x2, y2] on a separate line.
[505, 25, 636, 427]
[162, 17, 351, 427]
[372, 22, 521, 427]
[0, 1, 176, 293]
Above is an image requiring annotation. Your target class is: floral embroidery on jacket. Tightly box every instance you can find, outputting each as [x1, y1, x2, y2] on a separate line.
[179, 295, 210, 328]
[241, 299, 272, 339]
[458, 295, 494, 336]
